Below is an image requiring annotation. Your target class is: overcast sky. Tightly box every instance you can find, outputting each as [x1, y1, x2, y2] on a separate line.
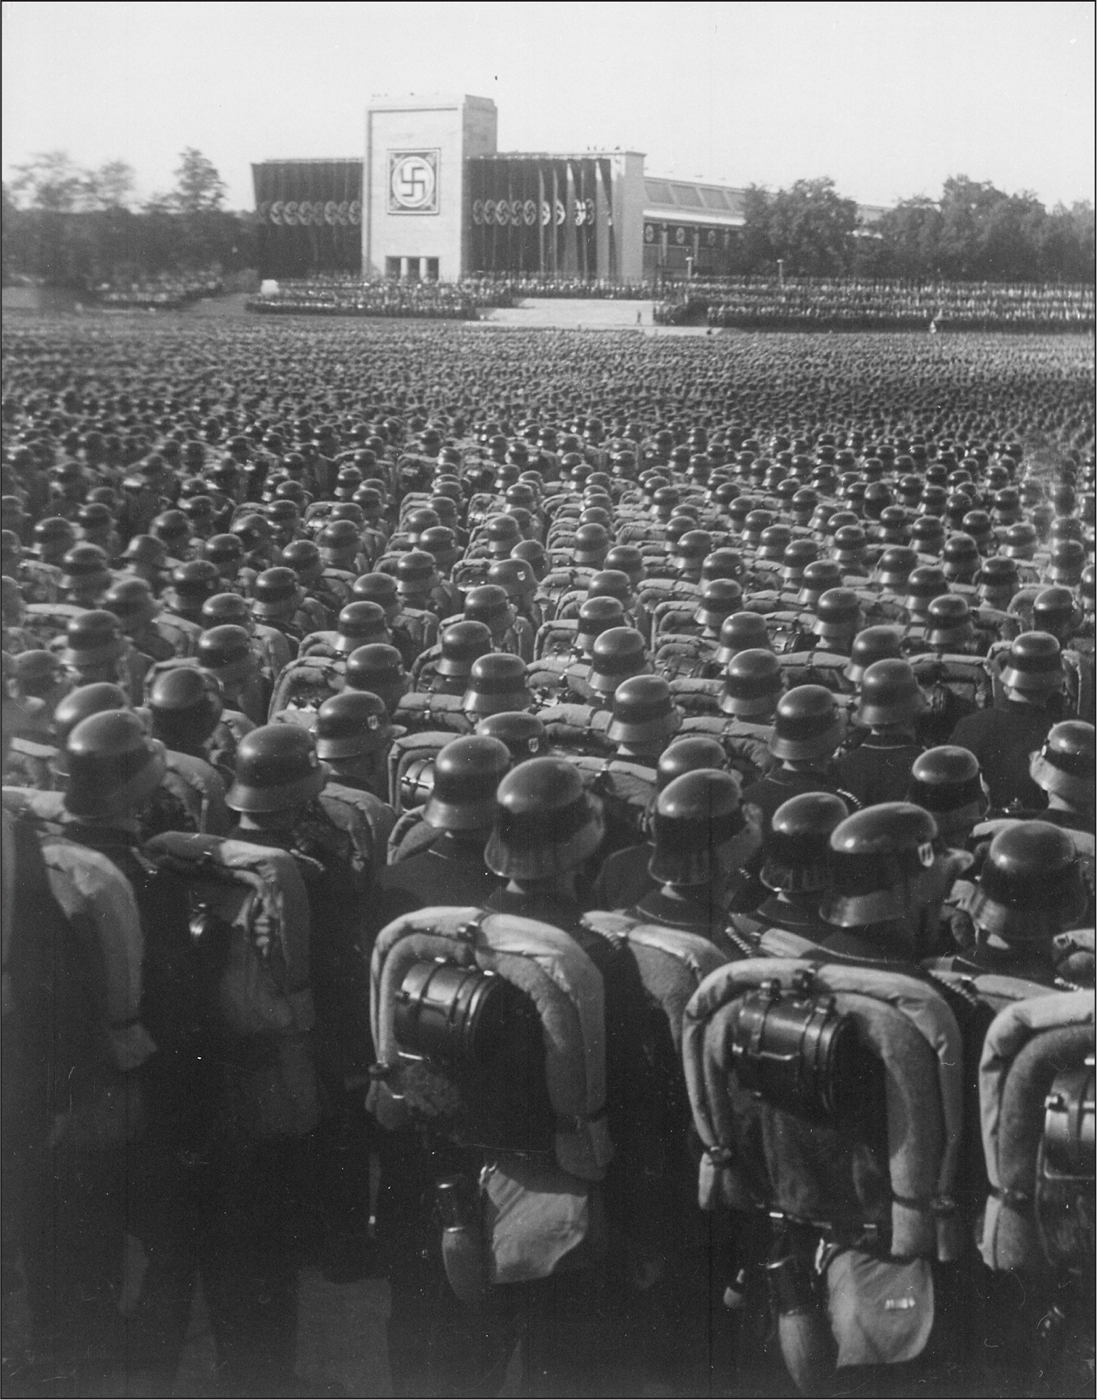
[3, 0, 1094, 211]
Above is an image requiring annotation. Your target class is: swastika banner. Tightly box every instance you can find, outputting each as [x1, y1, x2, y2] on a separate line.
[252, 160, 362, 278]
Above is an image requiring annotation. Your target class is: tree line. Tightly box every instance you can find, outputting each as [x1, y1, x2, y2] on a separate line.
[740, 175, 1094, 283]
[2, 149, 257, 289]
[3, 152, 1094, 289]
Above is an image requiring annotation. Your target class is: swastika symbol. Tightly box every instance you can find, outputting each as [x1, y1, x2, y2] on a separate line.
[388, 152, 439, 213]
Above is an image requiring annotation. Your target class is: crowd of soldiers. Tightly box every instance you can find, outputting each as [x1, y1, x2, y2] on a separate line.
[652, 279, 1096, 332]
[0, 317, 1094, 1399]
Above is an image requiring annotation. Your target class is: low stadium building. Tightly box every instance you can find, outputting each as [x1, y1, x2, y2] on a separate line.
[252, 93, 887, 283]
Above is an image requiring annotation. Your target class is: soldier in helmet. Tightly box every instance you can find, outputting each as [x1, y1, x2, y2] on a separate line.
[344, 643, 408, 718]
[836, 659, 927, 806]
[59, 609, 145, 703]
[1025, 721, 1095, 832]
[818, 802, 974, 964]
[313, 689, 397, 802]
[161, 559, 221, 632]
[59, 543, 113, 608]
[463, 583, 533, 661]
[740, 685, 855, 834]
[956, 822, 1091, 983]
[375, 733, 509, 920]
[905, 745, 990, 848]
[593, 734, 730, 910]
[732, 791, 852, 946]
[951, 632, 1064, 810]
[251, 566, 328, 646]
[102, 575, 199, 668]
[196, 623, 270, 729]
[141, 667, 234, 834]
[2, 527, 62, 604]
[628, 768, 760, 941]
[225, 724, 373, 1286]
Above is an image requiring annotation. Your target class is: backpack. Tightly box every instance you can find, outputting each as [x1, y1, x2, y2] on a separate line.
[267, 655, 345, 721]
[22, 602, 85, 647]
[159, 751, 233, 837]
[682, 957, 965, 1262]
[668, 677, 722, 717]
[387, 730, 455, 813]
[368, 907, 613, 1293]
[650, 598, 701, 642]
[296, 630, 342, 658]
[537, 567, 596, 621]
[5, 816, 155, 1150]
[911, 653, 993, 743]
[977, 990, 1094, 1273]
[536, 703, 615, 757]
[533, 617, 581, 661]
[678, 714, 775, 784]
[571, 755, 657, 848]
[391, 690, 473, 738]
[368, 906, 611, 1178]
[316, 781, 395, 882]
[653, 635, 717, 681]
[144, 832, 321, 1140]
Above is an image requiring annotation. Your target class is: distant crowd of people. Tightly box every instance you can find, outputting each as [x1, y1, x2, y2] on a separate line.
[655, 277, 1097, 332]
[93, 272, 225, 311]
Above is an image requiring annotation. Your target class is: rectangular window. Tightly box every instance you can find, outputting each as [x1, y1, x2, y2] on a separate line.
[385, 257, 401, 279]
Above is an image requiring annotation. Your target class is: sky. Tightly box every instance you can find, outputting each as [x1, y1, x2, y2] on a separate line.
[3, 0, 1094, 212]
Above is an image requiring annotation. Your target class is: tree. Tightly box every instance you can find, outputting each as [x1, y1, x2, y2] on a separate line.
[83, 160, 136, 211]
[9, 150, 86, 212]
[875, 196, 943, 278]
[170, 148, 226, 215]
[739, 185, 774, 272]
[766, 178, 859, 277]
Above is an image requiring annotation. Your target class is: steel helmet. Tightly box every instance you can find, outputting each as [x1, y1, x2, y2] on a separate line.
[970, 822, 1088, 945]
[420, 734, 511, 832]
[352, 572, 398, 610]
[701, 548, 743, 583]
[475, 711, 547, 764]
[585, 570, 632, 606]
[201, 593, 254, 632]
[648, 769, 752, 886]
[1031, 586, 1081, 643]
[61, 610, 126, 670]
[587, 627, 649, 698]
[147, 666, 224, 749]
[797, 560, 843, 607]
[855, 659, 927, 728]
[1029, 721, 1095, 807]
[812, 588, 863, 643]
[434, 620, 493, 691]
[60, 543, 112, 595]
[281, 540, 322, 579]
[760, 791, 850, 894]
[196, 625, 257, 686]
[999, 631, 1064, 694]
[13, 649, 67, 699]
[464, 585, 512, 633]
[905, 745, 989, 840]
[335, 601, 390, 654]
[166, 560, 220, 618]
[102, 576, 158, 634]
[656, 735, 728, 790]
[487, 558, 537, 602]
[314, 689, 393, 760]
[875, 547, 918, 590]
[926, 593, 975, 650]
[715, 611, 772, 666]
[511, 539, 548, 582]
[225, 724, 327, 813]
[485, 756, 604, 879]
[64, 709, 166, 820]
[577, 596, 626, 650]
[344, 643, 407, 713]
[203, 533, 244, 570]
[1047, 539, 1086, 585]
[694, 579, 743, 633]
[604, 544, 644, 586]
[607, 674, 681, 748]
[572, 523, 610, 567]
[53, 681, 128, 748]
[251, 567, 302, 619]
[821, 802, 948, 928]
[845, 627, 904, 686]
[462, 653, 530, 718]
[780, 539, 819, 583]
[903, 566, 949, 618]
[720, 648, 783, 718]
[768, 685, 844, 762]
[395, 550, 438, 598]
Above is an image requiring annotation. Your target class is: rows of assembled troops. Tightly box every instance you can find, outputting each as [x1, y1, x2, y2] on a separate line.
[2, 413, 1094, 1397]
